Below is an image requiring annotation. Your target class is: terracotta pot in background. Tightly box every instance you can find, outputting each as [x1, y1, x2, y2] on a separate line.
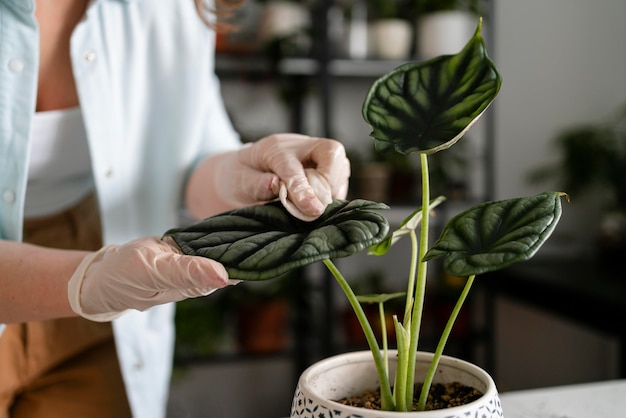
[353, 162, 392, 203]
[236, 299, 290, 354]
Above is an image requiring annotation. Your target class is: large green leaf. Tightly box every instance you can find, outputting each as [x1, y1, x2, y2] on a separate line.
[362, 19, 501, 155]
[164, 199, 390, 281]
[423, 192, 566, 276]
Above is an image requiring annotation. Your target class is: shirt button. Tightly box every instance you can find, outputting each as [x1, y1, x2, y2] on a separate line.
[104, 168, 113, 178]
[2, 189, 16, 203]
[8, 58, 24, 73]
[84, 51, 97, 62]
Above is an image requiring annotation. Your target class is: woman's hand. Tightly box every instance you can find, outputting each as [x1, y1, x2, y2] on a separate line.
[186, 133, 350, 220]
[67, 237, 235, 321]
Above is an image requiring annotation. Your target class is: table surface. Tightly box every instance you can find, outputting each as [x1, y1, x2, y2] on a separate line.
[279, 380, 626, 418]
[499, 379, 626, 418]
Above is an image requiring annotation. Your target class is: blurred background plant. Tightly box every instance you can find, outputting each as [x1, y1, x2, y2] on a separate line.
[174, 272, 299, 362]
[529, 103, 626, 263]
[529, 104, 626, 213]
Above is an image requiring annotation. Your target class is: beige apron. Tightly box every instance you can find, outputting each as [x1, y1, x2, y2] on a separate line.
[0, 195, 132, 418]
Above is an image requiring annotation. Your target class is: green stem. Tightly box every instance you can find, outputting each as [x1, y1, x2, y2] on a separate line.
[402, 229, 419, 327]
[323, 259, 395, 410]
[404, 153, 431, 410]
[401, 195, 446, 331]
[378, 302, 389, 378]
[392, 319, 411, 410]
[417, 274, 476, 411]
[393, 228, 418, 411]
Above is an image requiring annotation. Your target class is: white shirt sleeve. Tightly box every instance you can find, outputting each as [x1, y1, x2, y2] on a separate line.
[0, 323, 5, 338]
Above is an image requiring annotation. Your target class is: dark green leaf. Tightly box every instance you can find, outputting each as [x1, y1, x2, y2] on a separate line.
[362, 19, 501, 155]
[423, 192, 566, 276]
[164, 199, 390, 281]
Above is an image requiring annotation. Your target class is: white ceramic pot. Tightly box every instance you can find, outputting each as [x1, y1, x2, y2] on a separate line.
[260, 1, 310, 43]
[291, 350, 503, 417]
[370, 19, 413, 60]
[417, 11, 478, 60]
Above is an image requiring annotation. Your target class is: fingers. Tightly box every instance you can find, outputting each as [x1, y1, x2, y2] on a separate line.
[70, 237, 234, 321]
[165, 248, 230, 294]
[140, 237, 231, 297]
[187, 133, 350, 218]
[280, 169, 333, 221]
[307, 139, 350, 200]
[246, 134, 350, 218]
[283, 169, 326, 216]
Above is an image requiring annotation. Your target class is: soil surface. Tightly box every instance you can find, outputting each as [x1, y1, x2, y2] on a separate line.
[337, 382, 483, 411]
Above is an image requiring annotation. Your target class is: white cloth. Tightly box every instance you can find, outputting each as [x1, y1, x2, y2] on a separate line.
[0, 1, 241, 417]
[279, 168, 332, 221]
[25, 107, 94, 218]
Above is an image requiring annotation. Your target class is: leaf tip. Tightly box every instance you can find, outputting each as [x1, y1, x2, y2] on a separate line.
[559, 191, 571, 203]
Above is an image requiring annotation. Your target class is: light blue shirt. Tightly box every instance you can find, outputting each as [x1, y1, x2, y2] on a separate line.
[0, 0, 241, 417]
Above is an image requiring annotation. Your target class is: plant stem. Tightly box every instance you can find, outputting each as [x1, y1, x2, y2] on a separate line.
[323, 259, 395, 410]
[417, 274, 476, 411]
[393, 228, 418, 411]
[392, 322, 410, 410]
[378, 302, 389, 377]
[404, 153, 431, 410]
[402, 230, 419, 327]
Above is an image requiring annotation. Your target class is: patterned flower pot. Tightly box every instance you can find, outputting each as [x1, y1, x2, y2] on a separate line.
[291, 350, 503, 417]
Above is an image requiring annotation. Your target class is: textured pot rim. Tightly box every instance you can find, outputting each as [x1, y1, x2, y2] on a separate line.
[298, 350, 498, 417]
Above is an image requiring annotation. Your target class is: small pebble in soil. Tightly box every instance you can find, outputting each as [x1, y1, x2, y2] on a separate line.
[337, 382, 483, 411]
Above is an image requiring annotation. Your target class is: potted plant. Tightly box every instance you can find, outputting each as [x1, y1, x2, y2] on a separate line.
[367, 0, 414, 60]
[415, 0, 486, 59]
[257, 0, 311, 60]
[164, 20, 565, 415]
[230, 275, 295, 355]
[174, 296, 230, 362]
[529, 104, 626, 266]
[349, 145, 420, 204]
[174, 273, 294, 360]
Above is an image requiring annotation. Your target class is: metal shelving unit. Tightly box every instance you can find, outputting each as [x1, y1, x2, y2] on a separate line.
[211, 0, 497, 374]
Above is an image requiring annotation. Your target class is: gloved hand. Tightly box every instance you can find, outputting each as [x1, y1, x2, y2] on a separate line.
[67, 236, 234, 322]
[279, 168, 333, 221]
[186, 133, 350, 220]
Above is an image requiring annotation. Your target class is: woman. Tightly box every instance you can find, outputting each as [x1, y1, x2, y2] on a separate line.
[0, 1, 350, 417]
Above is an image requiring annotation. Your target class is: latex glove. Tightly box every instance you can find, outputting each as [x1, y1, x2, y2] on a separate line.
[186, 133, 350, 220]
[279, 168, 332, 221]
[68, 236, 234, 322]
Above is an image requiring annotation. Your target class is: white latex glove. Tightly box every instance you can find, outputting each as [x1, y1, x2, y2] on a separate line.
[68, 236, 234, 322]
[186, 133, 350, 220]
[279, 168, 332, 221]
